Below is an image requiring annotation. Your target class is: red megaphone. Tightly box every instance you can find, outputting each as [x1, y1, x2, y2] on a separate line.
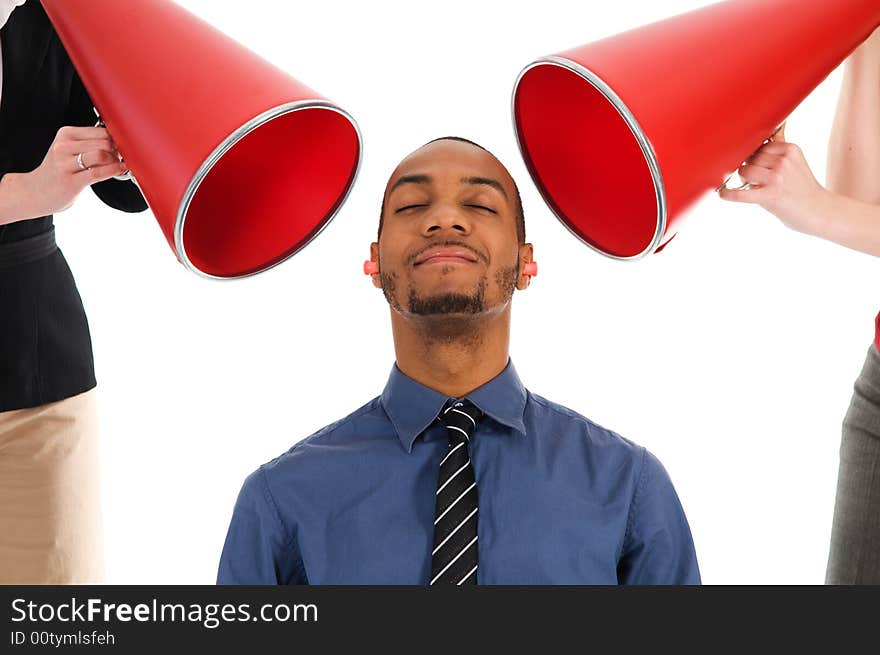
[42, 0, 362, 279]
[512, 0, 880, 260]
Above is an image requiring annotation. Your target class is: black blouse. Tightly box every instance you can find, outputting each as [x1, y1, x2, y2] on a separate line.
[0, 1, 148, 411]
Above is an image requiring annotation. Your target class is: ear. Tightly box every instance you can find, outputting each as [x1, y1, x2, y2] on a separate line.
[369, 242, 381, 288]
[517, 243, 534, 291]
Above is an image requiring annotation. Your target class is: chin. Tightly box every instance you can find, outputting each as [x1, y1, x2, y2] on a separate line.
[411, 271, 482, 290]
[416, 285, 479, 300]
[407, 289, 486, 316]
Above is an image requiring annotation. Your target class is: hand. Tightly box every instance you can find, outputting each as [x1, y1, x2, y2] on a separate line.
[22, 125, 128, 217]
[718, 124, 830, 237]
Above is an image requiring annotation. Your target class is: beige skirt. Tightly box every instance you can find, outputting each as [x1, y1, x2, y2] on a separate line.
[0, 389, 103, 584]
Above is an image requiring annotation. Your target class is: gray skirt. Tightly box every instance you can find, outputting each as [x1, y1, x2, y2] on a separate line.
[826, 344, 880, 584]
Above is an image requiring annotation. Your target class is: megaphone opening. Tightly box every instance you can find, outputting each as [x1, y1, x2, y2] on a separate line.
[177, 103, 361, 279]
[513, 58, 666, 260]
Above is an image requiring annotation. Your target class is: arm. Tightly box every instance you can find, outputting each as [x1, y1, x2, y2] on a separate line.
[813, 193, 880, 257]
[217, 468, 308, 585]
[827, 27, 880, 203]
[617, 450, 701, 585]
[718, 28, 880, 256]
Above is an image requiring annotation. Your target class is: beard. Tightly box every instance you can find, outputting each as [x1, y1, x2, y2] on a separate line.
[380, 262, 519, 343]
[407, 278, 487, 315]
[379, 262, 519, 316]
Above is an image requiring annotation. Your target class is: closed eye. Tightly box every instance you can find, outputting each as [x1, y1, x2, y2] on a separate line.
[466, 204, 497, 214]
[395, 204, 428, 213]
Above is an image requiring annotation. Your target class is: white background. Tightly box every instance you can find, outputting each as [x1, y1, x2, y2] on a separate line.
[54, 0, 877, 584]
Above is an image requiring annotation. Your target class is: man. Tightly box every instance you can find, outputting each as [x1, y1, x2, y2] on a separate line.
[217, 137, 700, 584]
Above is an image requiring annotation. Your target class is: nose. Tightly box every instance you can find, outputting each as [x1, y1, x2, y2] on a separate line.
[419, 202, 472, 237]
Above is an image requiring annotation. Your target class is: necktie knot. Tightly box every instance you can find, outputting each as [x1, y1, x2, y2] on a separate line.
[439, 400, 482, 445]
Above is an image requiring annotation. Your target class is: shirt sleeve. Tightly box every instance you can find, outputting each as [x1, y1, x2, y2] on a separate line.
[617, 449, 701, 585]
[65, 65, 149, 214]
[216, 467, 308, 585]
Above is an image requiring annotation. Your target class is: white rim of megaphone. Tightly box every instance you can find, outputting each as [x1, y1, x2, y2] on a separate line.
[511, 56, 667, 261]
[174, 100, 363, 281]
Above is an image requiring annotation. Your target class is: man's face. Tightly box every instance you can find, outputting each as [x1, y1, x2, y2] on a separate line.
[371, 140, 530, 319]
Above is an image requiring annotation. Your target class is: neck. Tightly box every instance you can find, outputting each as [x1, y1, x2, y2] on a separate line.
[390, 305, 511, 398]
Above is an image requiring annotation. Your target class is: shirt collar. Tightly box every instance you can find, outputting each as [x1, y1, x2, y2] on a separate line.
[380, 358, 528, 453]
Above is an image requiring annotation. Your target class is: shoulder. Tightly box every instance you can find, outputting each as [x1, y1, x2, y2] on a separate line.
[258, 395, 389, 478]
[526, 390, 646, 461]
[239, 396, 393, 516]
[523, 390, 677, 498]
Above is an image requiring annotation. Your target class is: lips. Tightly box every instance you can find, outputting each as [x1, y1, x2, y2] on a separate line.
[413, 247, 479, 266]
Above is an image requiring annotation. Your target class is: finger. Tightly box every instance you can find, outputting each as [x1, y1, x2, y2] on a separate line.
[738, 164, 775, 187]
[742, 131, 784, 161]
[68, 151, 116, 173]
[744, 152, 784, 169]
[58, 138, 117, 156]
[754, 141, 797, 157]
[75, 150, 120, 171]
[81, 161, 128, 184]
[771, 122, 787, 143]
[718, 185, 767, 204]
[57, 126, 113, 141]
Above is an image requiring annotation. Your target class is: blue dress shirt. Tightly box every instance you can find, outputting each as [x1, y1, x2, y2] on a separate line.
[217, 360, 700, 584]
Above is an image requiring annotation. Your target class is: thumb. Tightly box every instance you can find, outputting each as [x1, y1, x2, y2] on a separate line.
[771, 122, 787, 143]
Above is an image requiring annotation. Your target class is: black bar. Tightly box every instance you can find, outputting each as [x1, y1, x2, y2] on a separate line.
[1, 586, 877, 651]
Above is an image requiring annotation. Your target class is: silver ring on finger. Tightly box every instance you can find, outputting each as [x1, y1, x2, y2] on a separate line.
[76, 152, 89, 171]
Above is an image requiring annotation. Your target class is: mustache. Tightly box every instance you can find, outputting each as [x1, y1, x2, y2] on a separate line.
[407, 240, 488, 266]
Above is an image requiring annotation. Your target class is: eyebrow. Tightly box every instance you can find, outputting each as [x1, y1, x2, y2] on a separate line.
[461, 176, 508, 199]
[388, 174, 508, 199]
[388, 174, 431, 194]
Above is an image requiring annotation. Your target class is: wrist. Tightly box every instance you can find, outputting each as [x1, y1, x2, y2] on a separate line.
[0, 173, 33, 225]
[808, 188, 845, 241]
[0, 170, 62, 224]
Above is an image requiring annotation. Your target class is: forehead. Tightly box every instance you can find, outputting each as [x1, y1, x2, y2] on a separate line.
[385, 140, 516, 196]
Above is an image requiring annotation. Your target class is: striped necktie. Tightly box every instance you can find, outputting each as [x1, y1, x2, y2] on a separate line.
[430, 399, 483, 585]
